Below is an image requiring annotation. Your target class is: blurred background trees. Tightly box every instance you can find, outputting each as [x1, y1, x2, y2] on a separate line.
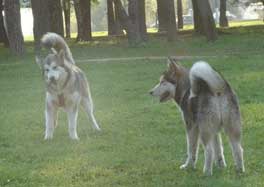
[0, 0, 263, 55]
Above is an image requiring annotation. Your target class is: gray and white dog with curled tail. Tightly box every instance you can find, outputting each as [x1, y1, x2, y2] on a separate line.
[36, 32, 101, 140]
[150, 58, 245, 175]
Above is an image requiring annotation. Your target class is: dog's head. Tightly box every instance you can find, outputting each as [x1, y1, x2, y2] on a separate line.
[36, 49, 69, 86]
[149, 58, 185, 102]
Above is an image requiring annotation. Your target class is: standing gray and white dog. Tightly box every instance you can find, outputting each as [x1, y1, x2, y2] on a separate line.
[36, 32, 101, 140]
[150, 58, 245, 175]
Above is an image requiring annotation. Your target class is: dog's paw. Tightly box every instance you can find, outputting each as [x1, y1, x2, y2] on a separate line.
[236, 166, 245, 173]
[180, 164, 189, 170]
[70, 135, 79, 140]
[180, 163, 195, 170]
[44, 133, 53, 140]
[216, 158, 227, 169]
[203, 168, 213, 176]
[44, 134, 53, 140]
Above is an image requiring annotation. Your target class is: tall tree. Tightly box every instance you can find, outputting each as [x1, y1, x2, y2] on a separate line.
[128, 0, 147, 42]
[31, 0, 50, 50]
[0, 0, 8, 47]
[138, 0, 147, 41]
[167, 0, 177, 42]
[192, 0, 203, 34]
[63, 0, 71, 38]
[156, 0, 168, 32]
[177, 0, 183, 29]
[4, 0, 25, 55]
[107, 0, 124, 36]
[192, 0, 217, 41]
[107, 0, 116, 35]
[219, 0, 228, 27]
[48, 0, 64, 36]
[113, 1, 124, 35]
[74, 0, 92, 41]
[114, 0, 147, 45]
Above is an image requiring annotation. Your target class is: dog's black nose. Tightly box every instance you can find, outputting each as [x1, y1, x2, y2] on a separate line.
[50, 77, 56, 84]
[149, 91, 153, 95]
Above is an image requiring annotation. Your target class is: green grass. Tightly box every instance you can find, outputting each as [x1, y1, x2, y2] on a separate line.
[0, 26, 264, 187]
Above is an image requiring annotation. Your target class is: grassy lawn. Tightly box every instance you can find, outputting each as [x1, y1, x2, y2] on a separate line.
[0, 26, 264, 186]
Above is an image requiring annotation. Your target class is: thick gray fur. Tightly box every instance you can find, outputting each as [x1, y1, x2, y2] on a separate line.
[41, 32, 74, 64]
[150, 59, 245, 175]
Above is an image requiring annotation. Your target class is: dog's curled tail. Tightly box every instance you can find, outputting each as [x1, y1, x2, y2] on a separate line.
[189, 61, 226, 97]
[41, 32, 74, 64]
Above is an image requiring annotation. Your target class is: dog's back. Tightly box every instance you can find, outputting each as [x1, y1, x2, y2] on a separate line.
[189, 61, 241, 133]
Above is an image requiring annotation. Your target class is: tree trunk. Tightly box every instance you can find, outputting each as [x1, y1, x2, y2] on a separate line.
[114, 0, 131, 33]
[219, 0, 228, 27]
[113, 2, 124, 35]
[107, 0, 115, 35]
[0, 0, 8, 47]
[63, 0, 71, 38]
[74, 0, 92, 41]
[156, 0, 168, 32]
[138, 0, 147, 41]
[114, 0, 147, 46]
[197, 0, 217, 41]
[192, 0, 203, 34]
[48, 0, 64, 36]
[177, 0, 183, 29]
[167, 0, 177, 42]
[128, 0, 141, 44]
[192, 0, 217, 41]
[31, 0, 50, 50]
[4, 0, 25, 56]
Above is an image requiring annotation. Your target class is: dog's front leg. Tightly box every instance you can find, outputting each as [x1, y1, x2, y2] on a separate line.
[180, 125, 199, 170]
[67, 105, 79, 140]
[45, 101, 57, 140]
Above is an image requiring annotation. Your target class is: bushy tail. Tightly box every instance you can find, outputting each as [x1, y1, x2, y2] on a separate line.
[41, 32, 74, 64]
[189, 61, 226, 97]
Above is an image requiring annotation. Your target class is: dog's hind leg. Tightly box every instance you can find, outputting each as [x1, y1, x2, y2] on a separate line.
[200, 131, 214, 176]
[213, 133, 226, 168]
[81, 97, 101, 131]
[67, 105, 79, 140]
[180, 125, 199, 169]
[44, 103, 58, 140]
[225, 120, 245, 173]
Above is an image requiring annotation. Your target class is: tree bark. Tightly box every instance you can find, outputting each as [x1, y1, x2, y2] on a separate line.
[138, 0, 147, 41]
[167, 0, 177, 42]
[177, 0, 183, 29]
[156, 0, 168, 32]
[219, 0, 228, 27]
[192, 0, 217, 41]
[107, 0, 115, 35]
[4, 0, 25, 56]
[192, 0, 203, 34]
[48, 0, 64, 36]
[0, 0, 8, 47]
[114, 0, 147, 46]
[62, 0, 71, 38]
[31, 0, 50, 50]
[113, 2, 124, 35]
[74, 0, 92, 41]
[197, 0, 217, 41]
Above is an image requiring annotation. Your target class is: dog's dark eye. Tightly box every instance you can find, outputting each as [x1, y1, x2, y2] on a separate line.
[52, 66, 58, 70]
[45, 69, 49, 72]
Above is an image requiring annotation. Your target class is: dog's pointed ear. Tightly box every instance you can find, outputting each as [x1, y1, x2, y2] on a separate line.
[167, 57, 181, 75]
[35, 56, 43, 69]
